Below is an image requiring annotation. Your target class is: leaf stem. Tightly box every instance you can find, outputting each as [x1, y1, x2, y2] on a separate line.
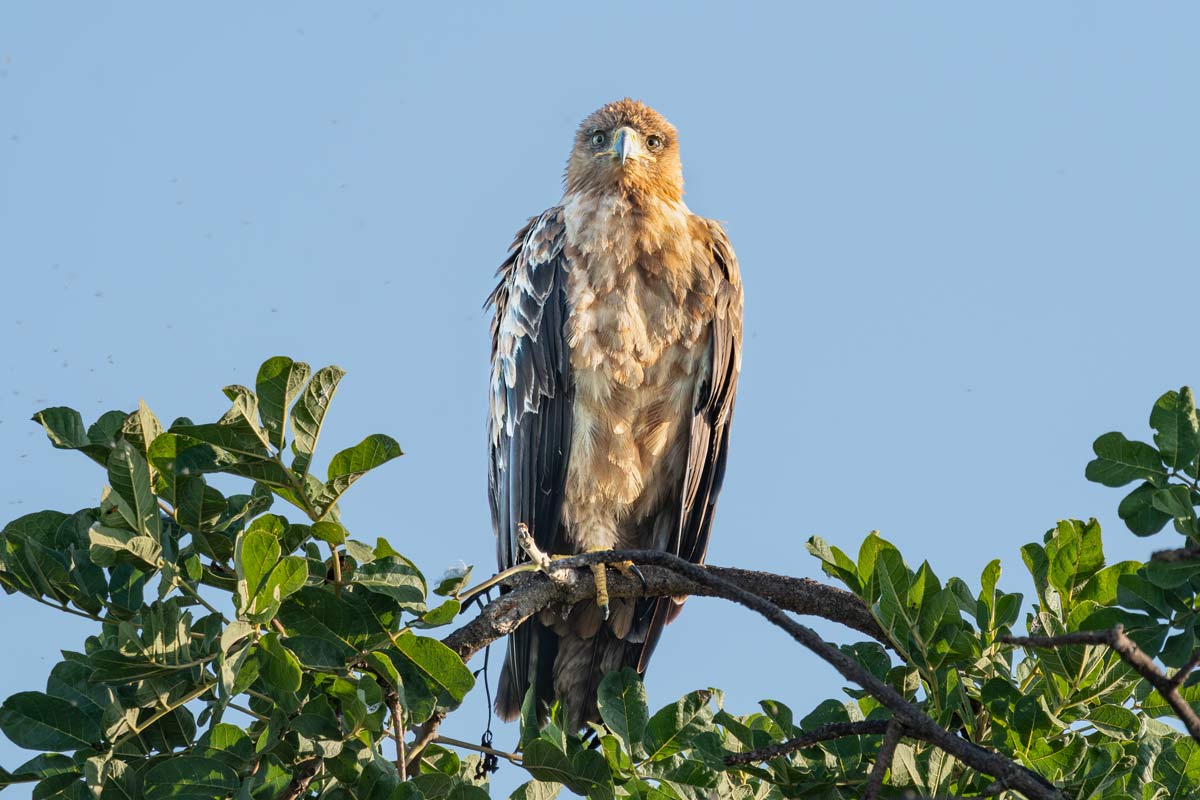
[173, 574, 228, 623]
[329, 543, 343, 597]
[111, 679, 216, 749]
[457, 562, 540, 605]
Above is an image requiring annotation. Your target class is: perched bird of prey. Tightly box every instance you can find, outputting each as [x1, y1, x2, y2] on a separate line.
[486, 99, 743, 729]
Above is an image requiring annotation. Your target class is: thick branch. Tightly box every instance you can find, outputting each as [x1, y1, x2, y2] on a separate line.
[1002, 626, 1200, 742]
[447, 550, 1063, 800]
[442, 557, 887, 664]
[1151, 546, 1200, 562]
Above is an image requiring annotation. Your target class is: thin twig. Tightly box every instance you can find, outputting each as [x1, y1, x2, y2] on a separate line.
[406, 710, 446, 772]
[979, 778, 1010, 797]
[434, 735, 523, 766]
[398, 700, 412, 782]
[1002, 625, 1200, 742]
[863, 719, 904, 800]
[725, 720, 889, 765]
[173, 574, 228, 622]
[1170, 649, 1200, 690]
[329, 544, 343, 597]
[275, 757, 321, 800]
[228, 701, 269, 721]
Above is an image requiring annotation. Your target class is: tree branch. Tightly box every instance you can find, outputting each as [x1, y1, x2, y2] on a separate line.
[406, 710, 446, 773]
[1002, 625, 1200, 743]
[863, 719, 904, 800]
[442, 557, 887, 664]
[275, 757, 321, 800]
[447, 549, 1064, 800]
[724, 719, 889, 765]
[1151, 545, 1200, 562]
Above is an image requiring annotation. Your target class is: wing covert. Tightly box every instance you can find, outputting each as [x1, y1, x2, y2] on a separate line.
[487, 208, 574, 573]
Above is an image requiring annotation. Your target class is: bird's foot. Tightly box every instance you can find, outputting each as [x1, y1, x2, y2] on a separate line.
[516, 524, 575, 586]
[582, 551, 647, 620]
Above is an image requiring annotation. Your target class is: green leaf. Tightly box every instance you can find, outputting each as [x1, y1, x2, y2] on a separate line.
[1088, 704, 1140, 738]
[1151, 484, 1197, 530]
[1162, 627, 1196, 668]
[1117, 573, 1172, 618]
[355, 557, 427, 612]
[277, 586, 374, 661]
[123, 400, 163, 456]
[1086, 432, 1166, 487]
[311, 520, 347, 545]
[644, 690, 713, 761]
[1150, 388, 1200, 471]
[107, 439, 161, 541]
[235, 530, 307, 620]
[33, 407, 129, 468]
[391, 633, 475, 705]
[522, 740, 574, 787]
[33, 406, 88, 448]
[805, 537, 860, 594]
[256, 357, 312, 451]
[319, 434, 403, 508]
[597, 667, 648, 757]
[143, 756, 239, 800]
[235, 529, 280, 613]
[0, 692, 101, 751]
[1077, 561, 1141, 605]
[88, 650, 185, 683]
[567, 748, 614, 800]
[433, 563, 472, 597]
[412, 598, 461, 628]
[1144, 559, 1198, 589]
[257, 633, 303, 695]
[290, 365, 346, 477]
[1118, 483, 1173, 537]
[511, 781, 562, 800]
[1046, 519, 1104, 603]
[88, 524, 161, 569]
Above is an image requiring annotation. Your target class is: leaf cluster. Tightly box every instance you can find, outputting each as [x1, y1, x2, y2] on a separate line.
[0, 357, 478, 799]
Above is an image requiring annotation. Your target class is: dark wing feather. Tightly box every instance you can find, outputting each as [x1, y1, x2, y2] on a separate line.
[636, 219, 743, 671]
[486, 208, 573, 717]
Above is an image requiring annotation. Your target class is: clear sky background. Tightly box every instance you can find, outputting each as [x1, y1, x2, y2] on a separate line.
[1, 3, 1198, 797]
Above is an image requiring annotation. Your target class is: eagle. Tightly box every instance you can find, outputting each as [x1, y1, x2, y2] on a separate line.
[486, 99, 743, 729]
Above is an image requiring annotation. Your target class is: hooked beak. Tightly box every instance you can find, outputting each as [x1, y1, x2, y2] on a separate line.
[611, 126, 643, 166]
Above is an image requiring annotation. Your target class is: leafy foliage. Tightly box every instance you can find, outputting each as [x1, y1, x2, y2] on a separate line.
[1, 358, 473, 798]
[4, 365, 1200, 799]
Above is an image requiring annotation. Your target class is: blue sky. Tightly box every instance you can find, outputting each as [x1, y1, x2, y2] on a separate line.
[1, 3, 1198, 796]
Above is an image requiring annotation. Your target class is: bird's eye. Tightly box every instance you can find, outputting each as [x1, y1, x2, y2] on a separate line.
[646, 135, 664, 150]
[590, 131, 607, 147]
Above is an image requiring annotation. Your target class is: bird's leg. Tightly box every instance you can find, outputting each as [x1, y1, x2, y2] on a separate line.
[517, 526, 649, 618]
[581, 551, 649, 619]
[584, 550, 613, 620]
[516, 524, 573, 584]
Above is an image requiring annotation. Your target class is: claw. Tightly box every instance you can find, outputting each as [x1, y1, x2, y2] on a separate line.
[625, 563, 649, 591]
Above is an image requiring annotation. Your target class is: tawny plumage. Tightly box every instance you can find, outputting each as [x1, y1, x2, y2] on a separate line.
[486, 99, 743, 729]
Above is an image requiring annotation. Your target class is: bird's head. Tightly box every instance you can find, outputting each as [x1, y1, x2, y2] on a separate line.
[565, 99, 683, 202]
